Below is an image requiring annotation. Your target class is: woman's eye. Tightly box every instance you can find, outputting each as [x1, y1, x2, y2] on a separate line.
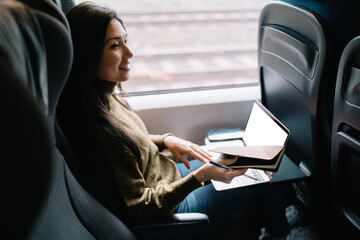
[124, 39, 128, 45]
[111, 44, 120, 49]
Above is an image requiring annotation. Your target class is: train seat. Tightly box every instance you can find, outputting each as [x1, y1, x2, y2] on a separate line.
[331, 36, 360, 237]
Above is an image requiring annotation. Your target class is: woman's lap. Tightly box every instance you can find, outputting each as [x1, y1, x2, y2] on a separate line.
[176, 160, 290, 238]
[177, 160, 269, 221]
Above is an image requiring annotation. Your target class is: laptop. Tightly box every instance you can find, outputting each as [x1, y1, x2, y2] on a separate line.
[206, 100, 290, 190]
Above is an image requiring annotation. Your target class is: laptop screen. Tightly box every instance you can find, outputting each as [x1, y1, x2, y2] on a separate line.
[242, 100, 290, 146]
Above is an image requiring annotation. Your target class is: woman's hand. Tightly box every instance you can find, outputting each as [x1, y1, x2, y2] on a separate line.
[164, 135, 212, 169]
[193, 156, 248, 183]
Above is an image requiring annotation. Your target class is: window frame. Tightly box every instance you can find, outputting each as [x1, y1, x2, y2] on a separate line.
[125, 85, 260, 110]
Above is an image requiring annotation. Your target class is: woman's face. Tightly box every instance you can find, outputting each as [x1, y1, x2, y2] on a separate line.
[97, 19, 133, 83]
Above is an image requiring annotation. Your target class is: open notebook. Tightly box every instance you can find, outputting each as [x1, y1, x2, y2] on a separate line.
[203, 100, 290, 191]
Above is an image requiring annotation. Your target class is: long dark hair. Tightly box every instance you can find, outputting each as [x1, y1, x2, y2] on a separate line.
[56, 2, 142, 164]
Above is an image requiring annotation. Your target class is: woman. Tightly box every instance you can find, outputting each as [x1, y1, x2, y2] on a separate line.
[57, 2, 290, 239]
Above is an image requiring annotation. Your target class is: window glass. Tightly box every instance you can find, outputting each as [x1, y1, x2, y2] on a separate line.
[74, 0, 271, 95]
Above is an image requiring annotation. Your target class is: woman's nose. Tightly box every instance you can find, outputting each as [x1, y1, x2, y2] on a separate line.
[124, 44, 133, 58]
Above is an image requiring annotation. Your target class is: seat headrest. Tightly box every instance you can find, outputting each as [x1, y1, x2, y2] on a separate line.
[0, 1, 53, 238]
[19, 0, 70, 29]
[33, 11, 73, 117]
[0, 0, 73, 118]
[0, 0, 48, 111]
[18, 0, 73, 117]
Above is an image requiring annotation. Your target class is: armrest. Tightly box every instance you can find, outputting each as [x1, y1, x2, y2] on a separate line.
[131, 213, 209, 234]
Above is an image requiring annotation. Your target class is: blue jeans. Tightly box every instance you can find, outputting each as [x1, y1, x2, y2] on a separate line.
[176, 160, 290, 238]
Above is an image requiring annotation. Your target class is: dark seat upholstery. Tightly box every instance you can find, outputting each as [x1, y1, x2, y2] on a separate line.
[258, 1, 328, 175]
[331, 36, 360, 235]
[0, 2, 51, 239]
[1, 1, 208, 239]
[257, 0, 332, 229]
[0, 1, 135, 239]
[0, 0, 122, 238]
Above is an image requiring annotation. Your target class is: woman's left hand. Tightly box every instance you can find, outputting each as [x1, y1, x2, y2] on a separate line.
[164, 136, 212, 169]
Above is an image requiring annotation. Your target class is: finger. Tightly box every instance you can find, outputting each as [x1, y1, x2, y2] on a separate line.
[197, 147, 212, 158]
[184, 146, 206, 163]
[175, 154, 190, 169]
[201, 150, 213, 159]
[192, 147, 212, 160]
[197, 156, 209, 164]
[193, 152, 210, 164]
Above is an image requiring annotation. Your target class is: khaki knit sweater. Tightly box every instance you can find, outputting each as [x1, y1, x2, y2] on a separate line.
[103, 92, 202, 223]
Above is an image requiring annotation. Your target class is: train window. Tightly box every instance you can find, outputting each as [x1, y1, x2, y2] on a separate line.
[74, 0, 270, 96]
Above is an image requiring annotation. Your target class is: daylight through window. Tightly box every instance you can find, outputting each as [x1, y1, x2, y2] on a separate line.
[74, 0, 271, 95]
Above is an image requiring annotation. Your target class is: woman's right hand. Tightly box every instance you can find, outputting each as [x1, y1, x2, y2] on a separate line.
[193, 156, 248, 184]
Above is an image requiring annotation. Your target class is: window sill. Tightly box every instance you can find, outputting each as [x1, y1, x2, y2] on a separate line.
[125, 85, 260, 110]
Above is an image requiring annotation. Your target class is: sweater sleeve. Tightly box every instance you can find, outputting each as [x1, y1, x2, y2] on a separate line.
[149, 133, 173, 151]
[106, 144, 202, 224]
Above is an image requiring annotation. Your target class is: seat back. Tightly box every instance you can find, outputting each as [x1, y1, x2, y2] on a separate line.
[0, 2, 51, 238]
[54, 118, 131, 224]
[332, 36, 360, 231]
[0, 1, 137, 239]
[258, 1, 327, 176]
